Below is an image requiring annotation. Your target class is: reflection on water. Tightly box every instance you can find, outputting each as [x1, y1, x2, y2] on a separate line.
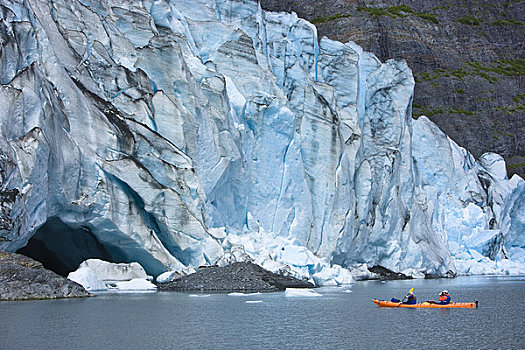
[1, 276, 524, 349]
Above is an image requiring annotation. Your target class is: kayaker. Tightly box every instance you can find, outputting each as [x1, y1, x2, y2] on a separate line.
[404, 290, 417, 304]
[438, 290, 451, 305]
[391, 290, 416, 304]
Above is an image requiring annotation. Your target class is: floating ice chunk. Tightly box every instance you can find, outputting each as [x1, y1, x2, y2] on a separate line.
[189, 294, 211, 298]
[69, 259, 158, 292]
[245, 300, 263, 303]
[115, 278, 157, 291]
[228, 292, 262, 296]
[79, 259, 148, 281]
[67, 266, 107, 292]
[285, 288, 322, 297]
[342, 289, 353, 293]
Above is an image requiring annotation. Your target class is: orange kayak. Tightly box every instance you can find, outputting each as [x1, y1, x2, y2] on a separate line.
[372, 299, 478, 308]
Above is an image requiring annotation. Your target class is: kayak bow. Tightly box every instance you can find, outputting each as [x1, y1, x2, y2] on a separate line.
[372, 299, 478, 308]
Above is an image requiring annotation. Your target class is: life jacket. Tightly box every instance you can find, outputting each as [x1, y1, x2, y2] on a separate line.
[438, 294, 450, 304]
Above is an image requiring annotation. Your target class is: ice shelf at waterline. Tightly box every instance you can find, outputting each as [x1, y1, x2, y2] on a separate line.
[0, 0, 524, 285]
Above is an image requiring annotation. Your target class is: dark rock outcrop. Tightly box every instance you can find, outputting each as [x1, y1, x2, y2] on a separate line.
[368, 265, 411, 280]
[0, 251, 90, 300]
[260, 0, 525, 178]
[157, 262, 314, 292]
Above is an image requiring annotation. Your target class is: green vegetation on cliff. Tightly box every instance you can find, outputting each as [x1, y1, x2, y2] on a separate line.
[356, 5, 439, 23]
[311, 13, 351, 24]
[467, 59, 525, 76]
[414, 63, 511, 84]
[493, 19, 523, 25]
[457, 15, 481, 25]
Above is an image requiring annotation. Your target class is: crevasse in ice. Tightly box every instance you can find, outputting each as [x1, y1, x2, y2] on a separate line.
[0, 0, 523, 284]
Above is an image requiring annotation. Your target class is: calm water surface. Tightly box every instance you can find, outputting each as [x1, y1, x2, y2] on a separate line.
[1, 276, 524, 349]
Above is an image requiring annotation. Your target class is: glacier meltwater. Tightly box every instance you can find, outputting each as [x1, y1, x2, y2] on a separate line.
[0, 0, 523, 285]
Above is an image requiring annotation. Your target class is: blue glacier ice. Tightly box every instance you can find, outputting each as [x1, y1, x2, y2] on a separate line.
[0, 0, 523, 285]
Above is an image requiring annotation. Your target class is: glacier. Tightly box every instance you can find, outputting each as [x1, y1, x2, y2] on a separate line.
[0, 0, 523, 285]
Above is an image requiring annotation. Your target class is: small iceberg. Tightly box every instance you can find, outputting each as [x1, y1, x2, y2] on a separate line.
[245, 300, 263, 304]
[285, 288, 322, 297]
[67, 266, 108, 292]
[115, 278, 156, 292]
[228, 292, 262, 297]
[68, 259, 156, 293]
[189, 294, 211, 298]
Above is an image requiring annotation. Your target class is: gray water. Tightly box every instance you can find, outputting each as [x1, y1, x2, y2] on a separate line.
[1, 276, 524, 350]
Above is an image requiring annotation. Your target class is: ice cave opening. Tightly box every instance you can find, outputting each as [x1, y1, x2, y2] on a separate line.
[17, 217, 127, 276]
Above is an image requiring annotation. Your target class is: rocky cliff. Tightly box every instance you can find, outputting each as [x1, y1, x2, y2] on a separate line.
[0, 250, 89, 300]
[260, 0, 525, 178]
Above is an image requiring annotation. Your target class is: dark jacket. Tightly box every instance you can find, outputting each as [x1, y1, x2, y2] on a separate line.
[404, 294, 417, 304]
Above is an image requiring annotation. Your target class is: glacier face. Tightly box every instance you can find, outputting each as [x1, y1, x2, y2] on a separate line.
[0, 0, 523, 282]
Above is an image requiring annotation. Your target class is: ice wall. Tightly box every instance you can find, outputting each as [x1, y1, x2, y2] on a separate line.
[0, 0, 523, 281]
